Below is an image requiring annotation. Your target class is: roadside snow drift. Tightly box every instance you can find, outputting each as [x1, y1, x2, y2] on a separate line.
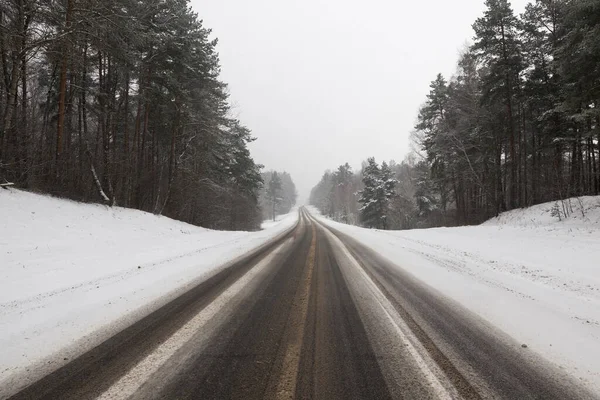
[311, 196, 600, 394]
[0, 189, 297, 388]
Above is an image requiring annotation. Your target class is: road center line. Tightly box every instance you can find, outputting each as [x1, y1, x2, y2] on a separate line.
[270, 220, 316, 400]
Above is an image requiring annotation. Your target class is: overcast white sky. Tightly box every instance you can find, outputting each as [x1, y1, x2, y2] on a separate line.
[191, 0, 528, 202]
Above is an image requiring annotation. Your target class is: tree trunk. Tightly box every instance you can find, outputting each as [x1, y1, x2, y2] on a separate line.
[3, 51, 19, 161]
[597, 112, 600, 194]
[17, 0, 31, 185]
[500, 22, 517, 209]
[164, 100, 180, 213]
[56, 0, 75, 167]
[122, 71, 130, 205]
[531, 118, 537, 204]
[19, 41, 27, 185]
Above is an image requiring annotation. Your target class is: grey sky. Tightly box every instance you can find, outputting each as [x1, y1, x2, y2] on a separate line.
[191, 0, 528, 202]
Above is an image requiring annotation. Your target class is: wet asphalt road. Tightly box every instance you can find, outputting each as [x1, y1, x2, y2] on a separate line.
[6, 209, 597, 400]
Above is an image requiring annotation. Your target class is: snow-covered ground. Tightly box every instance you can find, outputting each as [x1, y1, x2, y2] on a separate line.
[0, 189, 297, 387]
[261, 211, 297, 230]
[310, 196, 600, 394]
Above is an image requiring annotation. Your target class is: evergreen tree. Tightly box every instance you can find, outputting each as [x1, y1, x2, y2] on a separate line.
[279, 172, 298, 213]
[414, 161, 439, 217]
[472, 0, 524, 208]
[557, 0, 600, 195]
[520, 0, 567, 203]
[309, 163, 363, 224]
[266, 172, 283, 221]
[311, 0, 600, 230]
[389, 158, 419, 229]
[380, 161, 398, 229]
[358, 158, 396, 229]
[309, 171, 336, 217]
[359, 158, 382, 228]
[0, 0, 266, 230]
[258, 170, 297, 220]
[332, 163, 355, 222]
[416, 73, 453, 214]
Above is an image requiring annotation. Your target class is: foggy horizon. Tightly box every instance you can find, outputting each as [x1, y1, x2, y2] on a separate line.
[192, 0, 529, 202]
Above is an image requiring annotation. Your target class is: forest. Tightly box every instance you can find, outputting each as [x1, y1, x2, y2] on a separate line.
[0, 0, 269, 230]
[258, 170, 297, 221]
[311, 0, 600, 229]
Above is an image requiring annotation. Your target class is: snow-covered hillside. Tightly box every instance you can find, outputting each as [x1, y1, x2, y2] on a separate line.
[311, 196, 600, 393]
[485, 195, 600, 229]
[0, 189, 297, 387]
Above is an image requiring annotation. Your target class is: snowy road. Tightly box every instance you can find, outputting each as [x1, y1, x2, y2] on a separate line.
[5, 209, 597, 399]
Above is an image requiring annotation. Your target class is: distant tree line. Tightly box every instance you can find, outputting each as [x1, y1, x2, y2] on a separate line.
[0, 0, 265, 230]
[311, 0, 600, 229]
[258, 170, 297, 221]
[310, 158, 435, 230]
[310, 163, 361, 225]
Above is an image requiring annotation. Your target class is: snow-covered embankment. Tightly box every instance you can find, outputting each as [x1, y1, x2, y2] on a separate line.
[311, 196, 600, 394]
[0, 189, 297, 387]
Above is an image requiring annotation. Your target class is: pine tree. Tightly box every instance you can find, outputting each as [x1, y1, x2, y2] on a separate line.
[416, 73, 453, 213]
[311, 0, 600, 230]
[473, 0, 524, 208]
[521, 0, 568, 203]
[258, 170, 297, 220]
[266, 172, 283, 221]
[309, 171, 336, 217]
[279, 172, 298, 213]
[358, 158, 396, 229]
[380, 161, 397, 229]
[414, 161, 439, 218]
[557, 0, 600, 195]
[359, 158, 382, 228]
[0, 0, 267, 231]
[332, 163, 354, 222]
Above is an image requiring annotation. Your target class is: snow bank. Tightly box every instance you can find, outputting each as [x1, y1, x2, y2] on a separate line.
[0, 189, 297, 387]
[485, 195, 600, 229]
[309, 196, 600, 394]
[260, 208, 299, 230]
